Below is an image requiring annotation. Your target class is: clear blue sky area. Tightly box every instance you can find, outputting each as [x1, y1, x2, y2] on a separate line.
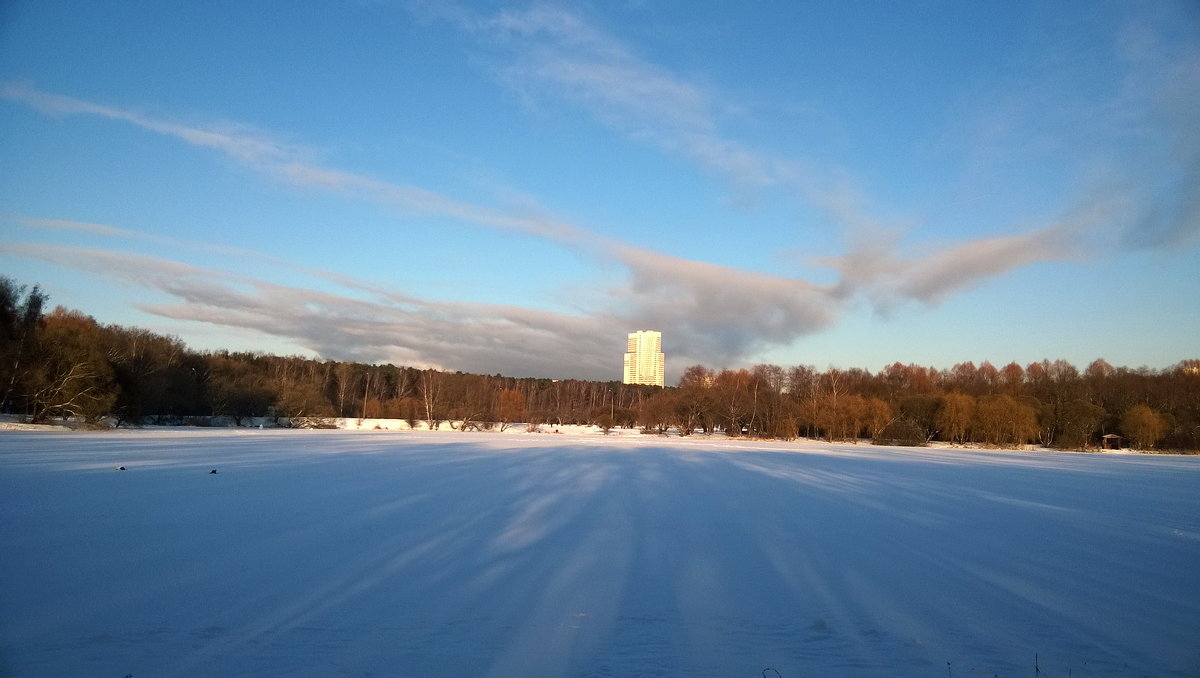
[1, 1, 1197, 381]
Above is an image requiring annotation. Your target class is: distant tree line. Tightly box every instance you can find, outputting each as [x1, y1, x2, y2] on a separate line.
[640, 361, 1197, 452]
[2, 276, 1197, 451]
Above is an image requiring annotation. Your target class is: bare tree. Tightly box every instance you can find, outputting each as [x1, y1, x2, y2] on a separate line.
[936, 393, 976, 445]
[25, 308, 116, 424]
[864, 397, 893, 442]
[1122, 403, 1166, 450]
[420, 369, 444, 430]
[1058, 399, 1107, 449]
[637, 389, 676, 434]
[973, 395, 1039, 447]
[496, 388, 525, 431]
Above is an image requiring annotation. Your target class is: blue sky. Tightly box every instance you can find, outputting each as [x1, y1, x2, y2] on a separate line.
[1, 1, 1197, 382]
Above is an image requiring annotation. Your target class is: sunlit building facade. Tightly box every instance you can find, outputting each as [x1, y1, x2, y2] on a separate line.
[623, 330, 665, 387]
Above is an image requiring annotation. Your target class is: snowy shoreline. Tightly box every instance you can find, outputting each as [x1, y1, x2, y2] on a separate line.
[0, 413, 1178, 458]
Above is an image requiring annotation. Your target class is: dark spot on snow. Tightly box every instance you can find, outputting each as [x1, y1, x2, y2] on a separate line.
[209, 469, 217, 474]
[117, 466, 126, 471]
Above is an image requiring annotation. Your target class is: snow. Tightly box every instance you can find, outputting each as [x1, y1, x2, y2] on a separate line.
[1, 429, 1197, 677]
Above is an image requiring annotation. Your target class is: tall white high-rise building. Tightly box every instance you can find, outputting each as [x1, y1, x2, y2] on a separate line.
[623, 330, 665, 387]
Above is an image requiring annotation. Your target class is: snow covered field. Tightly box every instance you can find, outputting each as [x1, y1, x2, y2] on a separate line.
[1, 429, 1197, 678]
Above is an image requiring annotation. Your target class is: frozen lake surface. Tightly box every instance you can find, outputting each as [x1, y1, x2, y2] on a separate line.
[2, 429, 1198, 677]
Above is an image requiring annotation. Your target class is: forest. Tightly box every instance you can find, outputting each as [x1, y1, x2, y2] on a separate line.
[3, 276, 1197, 451]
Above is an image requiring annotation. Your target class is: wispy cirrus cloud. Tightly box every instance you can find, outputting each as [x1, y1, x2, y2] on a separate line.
[449, 7, 1200, 230]
[0, 82, 306, 169]
[426, 3, 1106, 308]
[451, 4, 775, 191]
[17, 216, 297, 264]
[0, 81, 595, 247]
[1114, 14, 1200, 250]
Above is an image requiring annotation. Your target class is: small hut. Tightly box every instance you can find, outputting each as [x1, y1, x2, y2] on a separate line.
[1101, 433, 1124, 450]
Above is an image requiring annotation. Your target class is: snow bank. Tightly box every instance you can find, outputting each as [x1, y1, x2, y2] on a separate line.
[1, 429, 1197, 677]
